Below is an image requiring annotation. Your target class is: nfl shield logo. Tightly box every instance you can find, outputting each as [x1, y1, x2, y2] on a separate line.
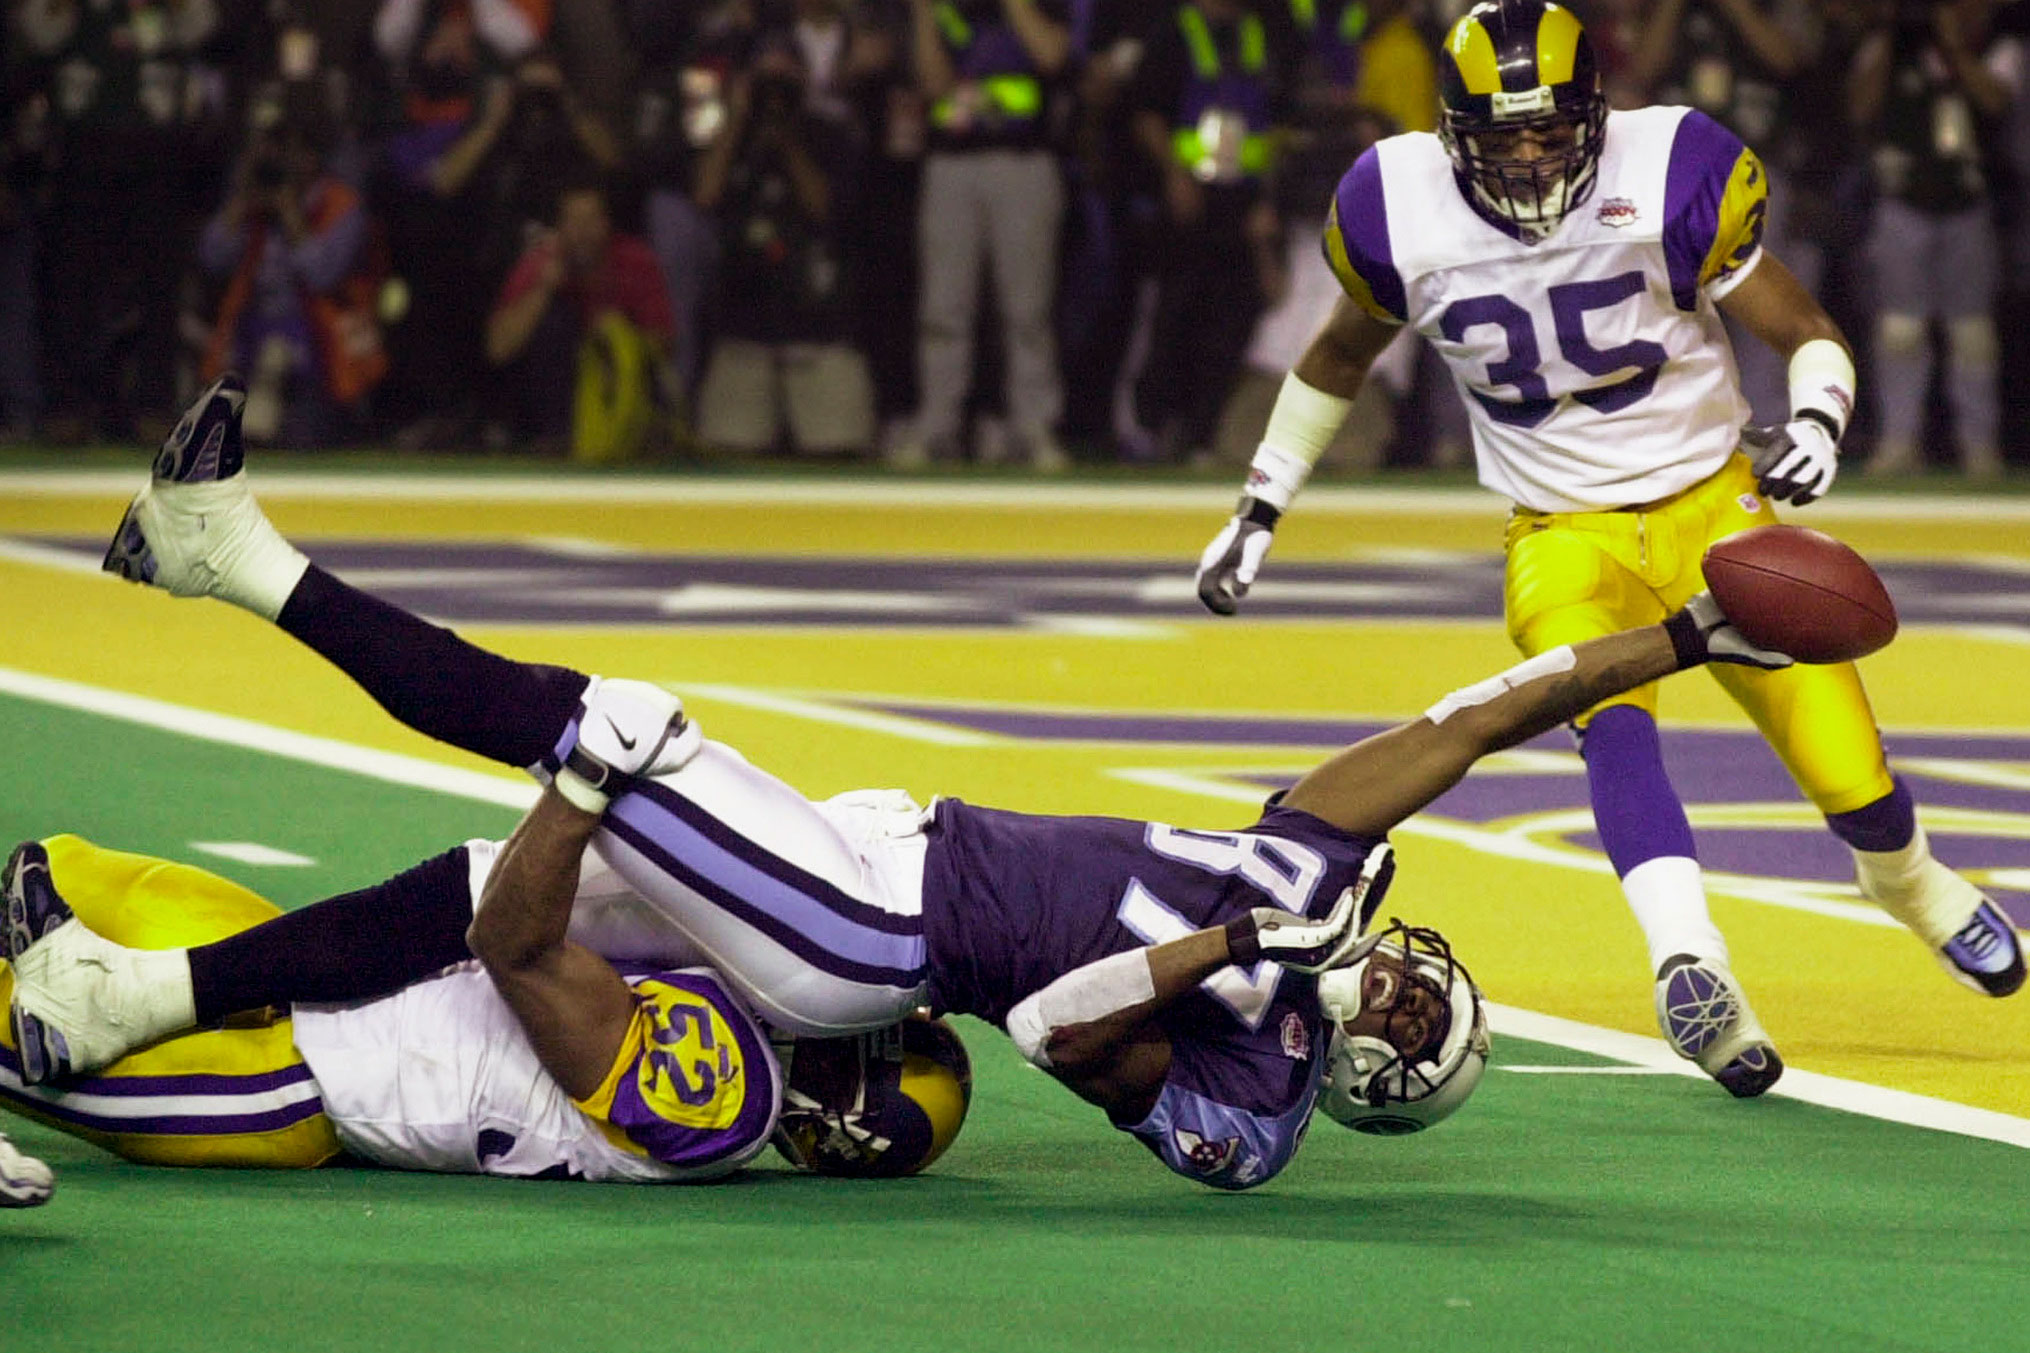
[1597, 197, 1639, 227]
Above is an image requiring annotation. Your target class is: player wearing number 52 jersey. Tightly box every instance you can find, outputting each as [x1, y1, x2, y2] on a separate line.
[1197, 0, 2025, 1101]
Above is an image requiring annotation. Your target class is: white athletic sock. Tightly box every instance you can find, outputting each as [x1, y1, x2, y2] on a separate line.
[1620, 855, 1728, 975]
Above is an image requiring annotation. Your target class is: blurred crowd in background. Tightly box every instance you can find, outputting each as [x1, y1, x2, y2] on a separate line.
[1, 0, 2027, 475]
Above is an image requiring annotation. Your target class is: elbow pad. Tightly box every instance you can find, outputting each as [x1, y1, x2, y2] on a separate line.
[1005, 949, 1157, 1070]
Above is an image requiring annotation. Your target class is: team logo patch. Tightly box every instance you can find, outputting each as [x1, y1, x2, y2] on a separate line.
[1738, 493, 1762, 513]
[1280, 1010, 1311, 1060]
[1596, 197, 1639, 227]
[1174, 1128, 1240, 1175]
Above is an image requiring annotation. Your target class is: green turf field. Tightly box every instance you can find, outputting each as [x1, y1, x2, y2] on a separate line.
[3, 471, 2027, 1352]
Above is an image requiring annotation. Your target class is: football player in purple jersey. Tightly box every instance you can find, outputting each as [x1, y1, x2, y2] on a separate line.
[44, 376, 1794, 1189]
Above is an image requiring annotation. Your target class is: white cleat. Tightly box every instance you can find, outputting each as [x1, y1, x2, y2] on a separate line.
[0, 1133, 53, 1208]
[1654, 954, 1784, 1098]
[101, 374, 307, 619]
[1857, 836, 2026, 998]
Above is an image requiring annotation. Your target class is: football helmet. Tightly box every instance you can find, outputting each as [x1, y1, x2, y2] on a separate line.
[772, 1013, 973, 1177]
[1438, 1, 1607, 241]
[1314, 920, 1490, 1135]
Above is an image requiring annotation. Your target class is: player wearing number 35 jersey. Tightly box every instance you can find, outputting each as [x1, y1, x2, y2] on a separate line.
[1197, 0, 2025, 1100]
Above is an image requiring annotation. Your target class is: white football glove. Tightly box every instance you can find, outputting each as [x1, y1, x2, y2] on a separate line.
[553, 678, 700, 813]
[1742, 419, 1839, 506]
[1225, 886, 1369, 975]
[1663, 591, 1793, 671]
[1196, 499, 1280, 616]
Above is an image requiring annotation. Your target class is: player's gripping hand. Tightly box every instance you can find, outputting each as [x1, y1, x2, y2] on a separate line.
[1742, 419, 1839, 506]
[554, 677, 700, 813]
[1226, 885, 1366, 974]
[1196, 498, 1281, 615]
[1662, 591, 1794, 671]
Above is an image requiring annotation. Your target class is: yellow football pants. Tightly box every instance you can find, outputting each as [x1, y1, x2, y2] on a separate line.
[1502, 454, 1894, 816]
[0, 835, 341, 1168]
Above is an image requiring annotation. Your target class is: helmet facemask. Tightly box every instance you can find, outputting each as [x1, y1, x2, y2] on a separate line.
[1437, 1, 1609, 244]
[1314, 920, 1490, 1135]
[1443, 97, 1605, 241]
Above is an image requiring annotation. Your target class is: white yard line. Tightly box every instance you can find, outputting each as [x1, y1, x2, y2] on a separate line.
[1491, 1004, 2030, 1150]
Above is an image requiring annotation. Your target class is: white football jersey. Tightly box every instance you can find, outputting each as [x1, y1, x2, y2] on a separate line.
[1324, 107, 1769, 512]
[291, 962, 779, 1183]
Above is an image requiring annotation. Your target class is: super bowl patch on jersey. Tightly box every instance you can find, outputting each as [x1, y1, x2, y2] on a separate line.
[1279, 1010, 1311, 1060]
[1596, 196, 1638, 227]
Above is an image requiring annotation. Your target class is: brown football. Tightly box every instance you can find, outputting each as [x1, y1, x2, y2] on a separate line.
[1702, 525, 1898, 664]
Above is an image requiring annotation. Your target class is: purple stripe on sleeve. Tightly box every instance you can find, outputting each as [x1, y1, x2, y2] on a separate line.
[1331, 149, 1407, 321]
[1661, 110, 1745, 312]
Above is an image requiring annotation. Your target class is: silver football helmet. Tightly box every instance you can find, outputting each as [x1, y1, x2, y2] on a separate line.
[1315, 920, 1490, 1135]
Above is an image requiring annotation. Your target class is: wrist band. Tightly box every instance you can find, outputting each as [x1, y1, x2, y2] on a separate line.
[1788, 338, 1855, 442]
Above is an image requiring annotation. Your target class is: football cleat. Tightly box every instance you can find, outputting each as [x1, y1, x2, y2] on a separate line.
[1654, 954, 1784, 1099]
[3, 840, 69, 960]
[1938, 900, 2025, 998]
[0, 1132, 54, 1208]
[101, 372, 307, 619]
[6, 841, 195, 1086]
[153, 373, 247, 484]
[4, 840, 83, 1086]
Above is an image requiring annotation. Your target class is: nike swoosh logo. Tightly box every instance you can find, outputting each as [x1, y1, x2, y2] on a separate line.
[604, 715, 637, 751]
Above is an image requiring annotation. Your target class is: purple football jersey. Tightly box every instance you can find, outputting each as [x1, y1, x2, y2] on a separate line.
[920, 801, 1386, 1147]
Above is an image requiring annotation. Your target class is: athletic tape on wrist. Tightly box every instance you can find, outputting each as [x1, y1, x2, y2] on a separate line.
[1244, 373, 1355, 511]
[1788, 338, 1855, 442]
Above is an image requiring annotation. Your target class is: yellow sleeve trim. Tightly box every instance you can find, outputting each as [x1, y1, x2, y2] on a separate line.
[571, 1000, 645, 1123]
[1323, 201, 1400, 324]
[1700, 146, 1769, 292]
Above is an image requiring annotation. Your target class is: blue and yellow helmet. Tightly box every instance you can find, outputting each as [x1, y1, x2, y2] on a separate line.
[772, 1013, 973, 1178]
[1438, 1, 1607, 240]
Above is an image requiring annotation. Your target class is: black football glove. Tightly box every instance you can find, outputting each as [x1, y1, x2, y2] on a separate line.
[1662, 591, 1793, 671]
[1742, 419, 1839, 506]
[1195, 497, 1281, 616]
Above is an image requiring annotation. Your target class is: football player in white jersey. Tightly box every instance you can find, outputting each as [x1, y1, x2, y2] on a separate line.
[1195, 0, 2025, 1098]
[0, 827, 971, 1182]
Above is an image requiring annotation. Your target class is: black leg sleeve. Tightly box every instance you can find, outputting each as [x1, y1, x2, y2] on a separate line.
[188, 847, 479, 1023]
[276, 564, 589, 769]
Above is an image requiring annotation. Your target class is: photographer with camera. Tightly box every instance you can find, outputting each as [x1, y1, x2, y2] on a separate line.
[690, 35, 875, 457]
[483, 172, 674, 459]
[197, 93, 380, 447]
[1850, 0, 2020, 479]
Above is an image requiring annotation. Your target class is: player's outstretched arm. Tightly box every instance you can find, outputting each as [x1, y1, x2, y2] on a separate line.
[1283, 597, 1789, 840]
[1195, 297, 1398, 615]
